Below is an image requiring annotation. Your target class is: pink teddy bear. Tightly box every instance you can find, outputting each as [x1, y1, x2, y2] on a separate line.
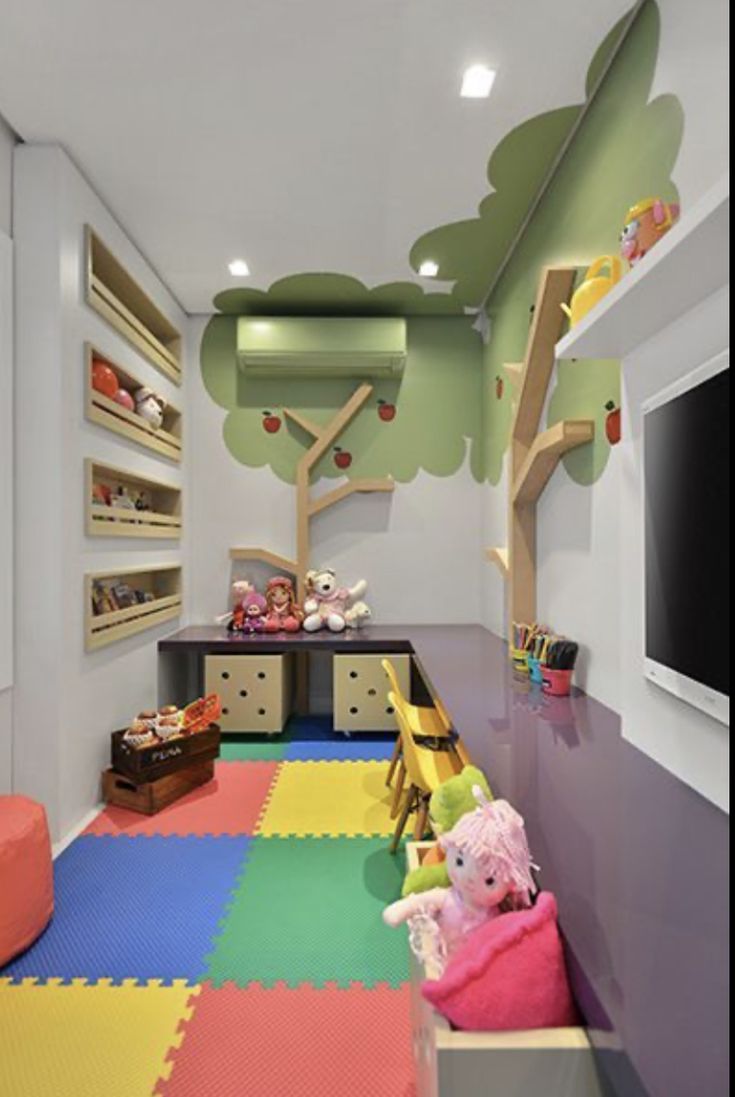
[383, 791, 537, 973]
[302, 568, 368, 633]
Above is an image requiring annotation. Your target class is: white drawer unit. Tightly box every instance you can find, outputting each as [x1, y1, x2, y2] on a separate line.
[204, 654, 293, 734]
[333, 653, 411, 733]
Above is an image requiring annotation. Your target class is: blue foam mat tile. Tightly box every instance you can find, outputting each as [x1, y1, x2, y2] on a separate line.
[285, 737, 397, 761]
[1, 835, 251, 984]
[283, 714, 336, 741]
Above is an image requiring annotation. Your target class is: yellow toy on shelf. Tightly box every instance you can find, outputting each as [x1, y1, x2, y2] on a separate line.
[560, 256, 623, 327]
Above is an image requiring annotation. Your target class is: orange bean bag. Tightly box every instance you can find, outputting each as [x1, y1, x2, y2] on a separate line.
[0, 795, 54, 966]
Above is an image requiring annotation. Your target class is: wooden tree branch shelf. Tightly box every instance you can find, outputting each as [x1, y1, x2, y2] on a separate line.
[282, 408, 323, 439]
[85, 344, 182, 463]
[85, 226, 182, 384]
[228, 547, 299, 573]
[308, 477, 394, 517]
[486, 547, 509, 578]
[85, 460, 182, 539]
[512, 420, 595, 505]
[85, 564, 182, 651]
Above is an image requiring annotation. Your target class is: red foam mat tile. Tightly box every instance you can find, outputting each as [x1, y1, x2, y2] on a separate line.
[158, 982, 416, 1097]
[85, 762, 281, 837]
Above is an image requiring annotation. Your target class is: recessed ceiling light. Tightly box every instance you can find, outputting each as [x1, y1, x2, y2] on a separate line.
[228, 258, 250, 276]
[460, 65, 496, 99]
[418, 259, 439, 277]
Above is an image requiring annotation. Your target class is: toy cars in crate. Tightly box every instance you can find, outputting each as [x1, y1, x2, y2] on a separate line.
[111, 694, 222, 783]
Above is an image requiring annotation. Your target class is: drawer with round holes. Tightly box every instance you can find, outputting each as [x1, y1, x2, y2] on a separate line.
[204, 654, 293, 734]
[333, 653, 411, 733]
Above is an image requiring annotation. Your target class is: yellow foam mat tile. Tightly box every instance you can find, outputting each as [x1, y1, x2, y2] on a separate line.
[257, 760, 394, 837]
[0, 980, 199, 1097]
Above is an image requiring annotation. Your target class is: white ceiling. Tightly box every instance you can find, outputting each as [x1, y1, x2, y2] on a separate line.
[0, 0, 632, 313]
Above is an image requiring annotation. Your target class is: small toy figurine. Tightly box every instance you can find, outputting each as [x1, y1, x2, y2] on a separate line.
[620, 197, 680, 267]
[134, 386, 165, 429]
[302, 568, 369, 633]
[215, 580, 253, 627]
[344, 600, 372, 628]
[114, 486, 137, 510]
[263, 576, 303, 633]
[230, 590, 267, 633]
[383, 790, 536, 974]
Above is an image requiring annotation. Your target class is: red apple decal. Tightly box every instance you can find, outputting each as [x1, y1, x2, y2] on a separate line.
[605, 401, 621, 446]
[333, 446, 352, 470]
[378, 399, 396, 422]
[262, 410, 281, 434]
[495, 375, 504, 400]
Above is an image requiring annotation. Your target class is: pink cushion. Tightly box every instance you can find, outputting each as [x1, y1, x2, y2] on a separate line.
[0, 795, 54, 966]
[421, 891, 579, 1031]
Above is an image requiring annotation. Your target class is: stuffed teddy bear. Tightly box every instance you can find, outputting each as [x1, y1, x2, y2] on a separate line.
[402, 765, 493, 897]
[302, 568, 368, 633]
[384, 790, 536, 974]
[263, 576, 303, 633]
[134, 386, 165, 429]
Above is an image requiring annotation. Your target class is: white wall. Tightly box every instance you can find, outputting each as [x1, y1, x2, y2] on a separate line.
[620, 284, 729, 812]
[0, 113, 14, 237]
[13, 145, 187, 840]
[188, 316, 485, 626]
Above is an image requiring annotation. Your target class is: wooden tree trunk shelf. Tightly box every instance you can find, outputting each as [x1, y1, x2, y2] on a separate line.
[85, 344, 182, 463]
[86, 564, 182, 651]
[486, 547, 509, 577]
[85, 226, 182, 384]
[512, 420, 594, 505]
[86, 460, 182, 539]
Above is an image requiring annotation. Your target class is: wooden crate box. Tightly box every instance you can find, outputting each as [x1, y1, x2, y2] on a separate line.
[406, 842, 604, 1097]
[204, 654, 293, 734]
[333, 653, 411, 733]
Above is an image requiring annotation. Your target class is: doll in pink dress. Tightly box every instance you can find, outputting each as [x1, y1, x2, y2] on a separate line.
[229, 590, 267, 634]
[263, 576, 303, 633]
[383, 791, 537, 973]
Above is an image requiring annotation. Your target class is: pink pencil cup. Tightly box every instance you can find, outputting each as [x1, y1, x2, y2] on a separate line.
[541, 667, 573, 697]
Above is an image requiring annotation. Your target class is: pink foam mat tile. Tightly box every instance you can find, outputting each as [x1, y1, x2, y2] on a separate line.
[157, 981, 416, 1097]
[85, 762, 281, 837]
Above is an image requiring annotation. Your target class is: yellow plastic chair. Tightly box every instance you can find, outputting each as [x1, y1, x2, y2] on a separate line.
[388, 692, 460, 853]
[381, 659, 471, 803]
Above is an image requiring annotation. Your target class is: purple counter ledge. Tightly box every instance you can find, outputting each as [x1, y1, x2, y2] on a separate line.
[158, 623, 729, 1097]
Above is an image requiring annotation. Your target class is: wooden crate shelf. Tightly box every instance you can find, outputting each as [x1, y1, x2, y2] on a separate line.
[85, 459, 182, 540]
[85, 226, 182, 384]
[85, 564, 182, 651]
[85, 344, 182, 463]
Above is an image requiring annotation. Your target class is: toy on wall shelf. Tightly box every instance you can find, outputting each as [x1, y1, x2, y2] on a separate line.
[229, 590, 267, 633]
[113, 486, 137, 511]
[91, 359, 119, 399]
[91, 482, 112, 508]
[114, 387, 135, 412]
[302, 568, 369, 633]
[620, 197, 680, 266]
[560, 256, 622, 328]
[263, 576, 303, 633]
[384, 790, 537, 974]
[134, 386, 165, 430]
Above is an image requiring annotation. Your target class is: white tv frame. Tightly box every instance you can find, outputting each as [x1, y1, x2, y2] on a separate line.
[642, 348, 730, 727]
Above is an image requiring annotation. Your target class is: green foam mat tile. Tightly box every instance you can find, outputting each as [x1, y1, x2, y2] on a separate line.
[202, 836, 409, 988]
[219, 735, 287, 761]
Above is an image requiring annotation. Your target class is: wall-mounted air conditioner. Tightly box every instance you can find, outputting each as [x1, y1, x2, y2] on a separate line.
[236, 317, 407, 377]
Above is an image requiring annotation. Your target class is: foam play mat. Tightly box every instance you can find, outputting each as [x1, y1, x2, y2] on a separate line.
[257, 760, 395, 837]
[0, 718, 415, 1095]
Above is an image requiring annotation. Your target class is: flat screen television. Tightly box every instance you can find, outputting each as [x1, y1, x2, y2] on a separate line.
[643, 350, 729, 726]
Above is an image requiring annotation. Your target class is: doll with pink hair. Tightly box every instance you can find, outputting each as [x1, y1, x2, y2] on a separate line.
[383, 789, 537, 973]
[229, 590, 267, 634]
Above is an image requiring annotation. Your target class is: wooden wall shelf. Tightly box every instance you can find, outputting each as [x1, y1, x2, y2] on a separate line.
[85, 344, 182, 463]
[85, 460, 182, 539]
[229, 547, 299, 574]
[513, 420, 595, 506]
[486, 547, 509, 578]
[85, 226, 182, 385]
[85, 564, 182, 651]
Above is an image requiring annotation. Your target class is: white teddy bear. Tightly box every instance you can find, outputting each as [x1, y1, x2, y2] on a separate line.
[344, 601, 372, 629]
[302, 568, 369, 633]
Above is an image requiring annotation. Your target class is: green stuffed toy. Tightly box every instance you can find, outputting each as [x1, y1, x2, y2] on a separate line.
[401, 764, 493, 897]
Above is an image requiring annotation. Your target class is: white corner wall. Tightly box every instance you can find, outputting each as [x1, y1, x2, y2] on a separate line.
[620, 284, 729, 812]
[13, 145, 188, 840]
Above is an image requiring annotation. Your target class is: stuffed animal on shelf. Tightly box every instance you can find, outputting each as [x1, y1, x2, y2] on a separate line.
[229, 590, 267, 634]
[402, 765, 494, 897]
[134, 386, 165, 430]
[344, 600, 372, 629]
[302, 568, 369, 633]
[619, 197, 680, 267]
[383, 790, 536, 975]
[263, 576, 303, 633]
[215, 580, 253, 627]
